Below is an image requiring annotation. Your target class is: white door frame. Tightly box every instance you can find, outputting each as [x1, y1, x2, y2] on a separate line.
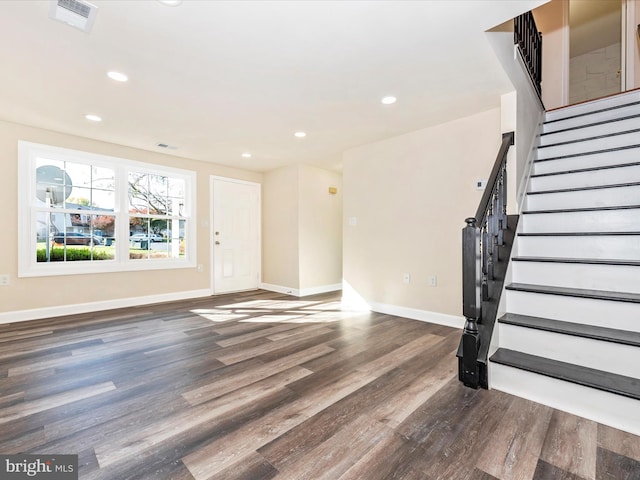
[209, 175, 261, 294]
[623, 0, 636, 91]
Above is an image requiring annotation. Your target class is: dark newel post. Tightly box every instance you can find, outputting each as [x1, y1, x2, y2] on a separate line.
[461, 217, 481, 388]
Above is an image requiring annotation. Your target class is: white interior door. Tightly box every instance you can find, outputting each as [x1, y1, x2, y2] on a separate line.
[211, 177, 260, 294]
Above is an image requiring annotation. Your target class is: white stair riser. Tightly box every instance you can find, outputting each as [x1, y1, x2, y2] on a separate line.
[516, 235, 640, 260]
[489, 363, 640, 436]
[543, 104, 640, 132]
[544, 91, 640, 123]
[512, 262, 640, 294]
[533, 149, 640, 175]
[525, 185, 640, 210]
[529, 165, 640, 192]
[530, 165, 640, 191]
[522, 209, 640, 233]
[540, 116, 640, 146]
[498, 323, 640, 378]
[537, 132, 640, 160]
[506, 290, 640, 331]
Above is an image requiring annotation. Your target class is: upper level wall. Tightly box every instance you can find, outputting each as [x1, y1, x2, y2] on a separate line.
[532, 0, 640, 108]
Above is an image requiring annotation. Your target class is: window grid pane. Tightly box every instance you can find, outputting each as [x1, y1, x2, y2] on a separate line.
[22, 141, 194, 276]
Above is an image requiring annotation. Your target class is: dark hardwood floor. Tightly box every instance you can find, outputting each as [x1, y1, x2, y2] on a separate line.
[0, 290, 638, 480]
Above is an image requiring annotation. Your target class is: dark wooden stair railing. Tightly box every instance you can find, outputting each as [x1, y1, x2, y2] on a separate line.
[515, 10, 543, 103]
[457, 131, 517, 389]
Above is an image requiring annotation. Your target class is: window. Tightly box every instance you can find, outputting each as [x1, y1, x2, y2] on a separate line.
[18, 141, 196, 277]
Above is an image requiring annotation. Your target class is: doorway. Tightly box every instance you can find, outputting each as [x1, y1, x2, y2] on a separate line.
[569, 0, 623, 104]
[210, 176, 261, 294]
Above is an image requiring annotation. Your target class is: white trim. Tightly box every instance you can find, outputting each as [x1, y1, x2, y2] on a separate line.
[560, 0, 570, 106]
[514, 45, 544, 110]
[210, 176, 262, 294]
[516, 111, 545, 212]
[0, 289, 212, 325]
[18, 140, 197, 278]
[259, 282, 342, 297]
[299, 283, 342, 297]
[368, 301, 464, 329]
[624, 0, 636, 90]
[260, 282, 299, 296]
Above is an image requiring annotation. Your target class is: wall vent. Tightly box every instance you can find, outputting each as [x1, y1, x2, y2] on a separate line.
[49, 0, 98, 33]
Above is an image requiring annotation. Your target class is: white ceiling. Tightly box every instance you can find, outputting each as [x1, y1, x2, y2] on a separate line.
[0, 0, 545, 172]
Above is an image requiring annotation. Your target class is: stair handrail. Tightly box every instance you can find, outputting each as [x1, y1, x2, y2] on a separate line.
[514, 11, 542, 101]
[460, 131, 514, 388]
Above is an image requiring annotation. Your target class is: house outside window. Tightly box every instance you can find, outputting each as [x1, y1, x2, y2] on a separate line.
[18, 141, 196, 277]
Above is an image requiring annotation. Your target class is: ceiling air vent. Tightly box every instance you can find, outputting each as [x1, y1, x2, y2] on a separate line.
[49, 0, 98, 33]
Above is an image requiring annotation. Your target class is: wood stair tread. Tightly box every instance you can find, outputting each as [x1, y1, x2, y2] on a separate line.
[512, 256, 640, 267]
[490, 349, 640, 400]
[527, 181, 640, 195]
[505, 283, 640, 304]
[498, 313, 640, 347]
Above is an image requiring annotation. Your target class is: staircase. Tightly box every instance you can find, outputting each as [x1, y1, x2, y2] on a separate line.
[489, 90, 640, 436]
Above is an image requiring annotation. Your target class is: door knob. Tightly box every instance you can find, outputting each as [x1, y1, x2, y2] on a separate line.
[215, 241, 220, 245]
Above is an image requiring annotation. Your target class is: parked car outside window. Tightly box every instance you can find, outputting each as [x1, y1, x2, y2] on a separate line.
[53, 232, 103, 246]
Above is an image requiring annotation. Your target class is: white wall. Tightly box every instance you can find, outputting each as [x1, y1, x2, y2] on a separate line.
[0, 119, 262, 320]
[298, 165, 342, 292]
[262, 164, 300, 292]
[262, 163, 342, 295]
[342, 108, 502, 325]
[570, 42, 622, 104]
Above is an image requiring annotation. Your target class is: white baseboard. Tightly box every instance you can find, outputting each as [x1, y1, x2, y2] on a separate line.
[300, 283, 342, 297]
[368, 301, 464, 329]
[259, 282, 342, 297]
[0, 288, 213, 325]
[260, 282, 299, 296]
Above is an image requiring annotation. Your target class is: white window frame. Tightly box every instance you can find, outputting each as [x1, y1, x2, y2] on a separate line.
[18, 141, 196, 277]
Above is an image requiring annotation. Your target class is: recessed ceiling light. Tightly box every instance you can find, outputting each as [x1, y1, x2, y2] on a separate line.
[241, 153, 252, 158]
[85, 114, 102, 122]
[381, 96, 397, 105]
[158, 0, 182, 5]
[294, 131, 307, 138]
[107, 71, 128, 82]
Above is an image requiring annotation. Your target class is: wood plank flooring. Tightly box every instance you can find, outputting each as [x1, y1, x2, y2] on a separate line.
[0, 290, 638, 480]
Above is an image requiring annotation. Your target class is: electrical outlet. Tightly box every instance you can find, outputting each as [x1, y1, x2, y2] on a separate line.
[0, 274, 9, 286]
[197, 264, 203, 273]
[429, 275, 437, 287]
[476, 179, 487, 190]
[403, 273, 411, 284]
